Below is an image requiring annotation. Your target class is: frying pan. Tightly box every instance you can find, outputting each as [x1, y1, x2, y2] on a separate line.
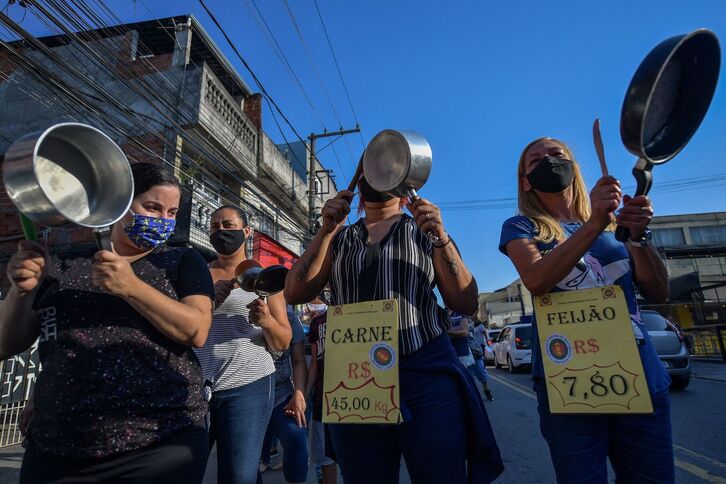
[615, 29, 720, 242]
[3, 123, 134, 250]
[234, 260, 288, 300]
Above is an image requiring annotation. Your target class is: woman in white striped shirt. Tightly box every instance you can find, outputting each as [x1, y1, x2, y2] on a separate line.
[285, 176, 504, 484]
[194, 206, 291, 484]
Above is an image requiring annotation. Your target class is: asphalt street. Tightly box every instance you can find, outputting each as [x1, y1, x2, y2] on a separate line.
[0, 362, 724, 483]
[256, 360, 726, 484]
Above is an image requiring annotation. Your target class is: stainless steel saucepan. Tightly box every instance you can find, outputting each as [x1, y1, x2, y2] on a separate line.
[362, 129, 432, 200]
[3, 123, 134, 250]
[361, 129, 440, 241]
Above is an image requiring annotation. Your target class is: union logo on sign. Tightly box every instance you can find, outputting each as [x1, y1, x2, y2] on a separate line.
[545, 334, 573, 365]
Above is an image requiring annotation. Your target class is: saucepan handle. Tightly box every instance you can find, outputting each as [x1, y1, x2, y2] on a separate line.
[93, 227, 113, 251]
[20, 214, 37, 241]
[406, 188, 440, 244]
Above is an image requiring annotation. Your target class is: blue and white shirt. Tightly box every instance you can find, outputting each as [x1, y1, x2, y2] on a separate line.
[499, 216, 670, 395]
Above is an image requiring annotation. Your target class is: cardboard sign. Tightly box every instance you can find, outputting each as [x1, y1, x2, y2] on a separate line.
[534, 286, 653, 414]
[322, 299, 402, 424]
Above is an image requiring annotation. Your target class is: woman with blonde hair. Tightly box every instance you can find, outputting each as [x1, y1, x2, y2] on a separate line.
[499, 137, 673, 483]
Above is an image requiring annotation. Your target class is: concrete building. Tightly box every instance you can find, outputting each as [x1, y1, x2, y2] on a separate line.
[648, 211, 726, 327]
[0, 15, 337, 285]
[478, 278, 532, 328]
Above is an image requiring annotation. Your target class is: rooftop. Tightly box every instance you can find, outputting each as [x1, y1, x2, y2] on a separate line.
[5, 14, 253, 98]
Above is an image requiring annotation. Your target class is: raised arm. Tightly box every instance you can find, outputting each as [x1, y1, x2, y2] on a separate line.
[0, 241, 45, 360]
[505, 176, 621, 296]
[617, 194, 669, 303]
[92, 250, 213, 348]
[248, 292, 292, 352]
[285, 190, 352, 304]
[407, 198, 478, 315]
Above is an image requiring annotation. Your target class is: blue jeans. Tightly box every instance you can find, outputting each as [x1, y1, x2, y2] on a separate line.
[259, 396, 309, 482]
[208, 374, 274, 484]
[328, 334, 503, 484]
[534, 380, 674, 483]
[468, 357, 488, 385]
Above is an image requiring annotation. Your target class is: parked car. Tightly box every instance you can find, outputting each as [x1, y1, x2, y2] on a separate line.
[640, 310, 691, 390]
[494, 323, 532, 373]
[484, 328, 501, 365]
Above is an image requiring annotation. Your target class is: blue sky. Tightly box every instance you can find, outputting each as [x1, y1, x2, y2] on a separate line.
[8, 1, 726, 292]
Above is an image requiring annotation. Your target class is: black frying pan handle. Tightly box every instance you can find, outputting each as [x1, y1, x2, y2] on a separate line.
[615, 160, 653, 242]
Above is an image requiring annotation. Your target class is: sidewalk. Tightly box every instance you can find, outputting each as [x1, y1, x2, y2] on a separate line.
[691, 360, 726, 382]
[0, 444, 22, 484]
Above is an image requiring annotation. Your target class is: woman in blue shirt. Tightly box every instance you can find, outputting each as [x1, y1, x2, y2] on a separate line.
[499, 137, 673, 484]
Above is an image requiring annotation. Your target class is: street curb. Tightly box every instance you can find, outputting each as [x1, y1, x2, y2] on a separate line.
[693, 376, 726, 383]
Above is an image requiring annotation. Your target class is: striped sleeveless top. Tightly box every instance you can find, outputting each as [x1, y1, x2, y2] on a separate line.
[193, 288, 275, 392]
[329, 214, 453, 356]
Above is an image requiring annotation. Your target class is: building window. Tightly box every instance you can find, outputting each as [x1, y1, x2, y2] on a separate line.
[690, 225, 726, 245]
[653, 228, 685, 246]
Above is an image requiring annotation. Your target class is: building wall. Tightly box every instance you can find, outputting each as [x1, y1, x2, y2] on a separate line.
[651, 212, 726, 302]
[0, 16, 317, 275]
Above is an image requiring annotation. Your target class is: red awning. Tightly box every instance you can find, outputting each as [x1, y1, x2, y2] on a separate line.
[252, 232, 298, 269]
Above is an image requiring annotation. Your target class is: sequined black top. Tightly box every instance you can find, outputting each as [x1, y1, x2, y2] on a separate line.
[29, 245, 214, 458]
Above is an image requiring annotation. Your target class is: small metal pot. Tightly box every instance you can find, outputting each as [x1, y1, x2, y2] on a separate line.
[3, 123, 134, 250]
[362, 129, 432, 199]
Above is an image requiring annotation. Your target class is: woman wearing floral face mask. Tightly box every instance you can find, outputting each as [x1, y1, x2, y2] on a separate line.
[194, 206, 291, 484]
[1, 162, 215, 483]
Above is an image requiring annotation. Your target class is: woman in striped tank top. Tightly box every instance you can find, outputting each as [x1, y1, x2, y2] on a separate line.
[285, 175, 504, 484]
[194, 206, 291, 484]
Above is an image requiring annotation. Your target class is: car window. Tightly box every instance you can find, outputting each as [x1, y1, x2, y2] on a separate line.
[515, 325, 532, 344]
[487, 330, 500, 342]
[640, 312, 669, 331]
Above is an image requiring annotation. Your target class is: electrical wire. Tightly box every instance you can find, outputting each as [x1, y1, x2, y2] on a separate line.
[0, 5, 310, 242]
[280, 0, 358, 171]
[311, 0, 364, 147]
[244, 0, 326, 129]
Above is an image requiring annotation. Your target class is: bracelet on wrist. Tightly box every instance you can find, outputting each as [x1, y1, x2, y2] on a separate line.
[433, 234, 452, 248]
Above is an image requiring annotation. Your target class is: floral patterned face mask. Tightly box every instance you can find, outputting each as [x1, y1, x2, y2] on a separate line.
[123, 211, 176, 250]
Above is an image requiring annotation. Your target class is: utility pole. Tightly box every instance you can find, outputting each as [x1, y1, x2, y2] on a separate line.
[307, 126, 361, 240]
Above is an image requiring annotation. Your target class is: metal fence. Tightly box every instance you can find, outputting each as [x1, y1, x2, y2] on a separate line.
[0, 342, 39, 448]
[684, 324, 726, 361]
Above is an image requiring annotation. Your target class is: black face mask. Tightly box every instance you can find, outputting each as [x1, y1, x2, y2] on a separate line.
[359, 177, 394, 203]
[210, 229, 246, 255]
[526, 156, 576, 193]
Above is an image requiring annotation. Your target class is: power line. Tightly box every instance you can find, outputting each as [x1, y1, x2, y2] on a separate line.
[280, 0, 341, 127]
[197, 0, 309, 152]
[244, 0, 326, 128]
[0, 5, 311, 241]
[280, 0, 359, 171]
[311, 0, 365, 147]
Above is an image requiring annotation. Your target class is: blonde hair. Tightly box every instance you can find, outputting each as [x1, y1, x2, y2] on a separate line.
[516, 137, 593, 243]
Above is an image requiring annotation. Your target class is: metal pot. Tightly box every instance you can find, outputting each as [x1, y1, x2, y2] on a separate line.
[3, 123, 134, 250]
[362, 129, 432, 200]
[616, 29, 720, 241]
